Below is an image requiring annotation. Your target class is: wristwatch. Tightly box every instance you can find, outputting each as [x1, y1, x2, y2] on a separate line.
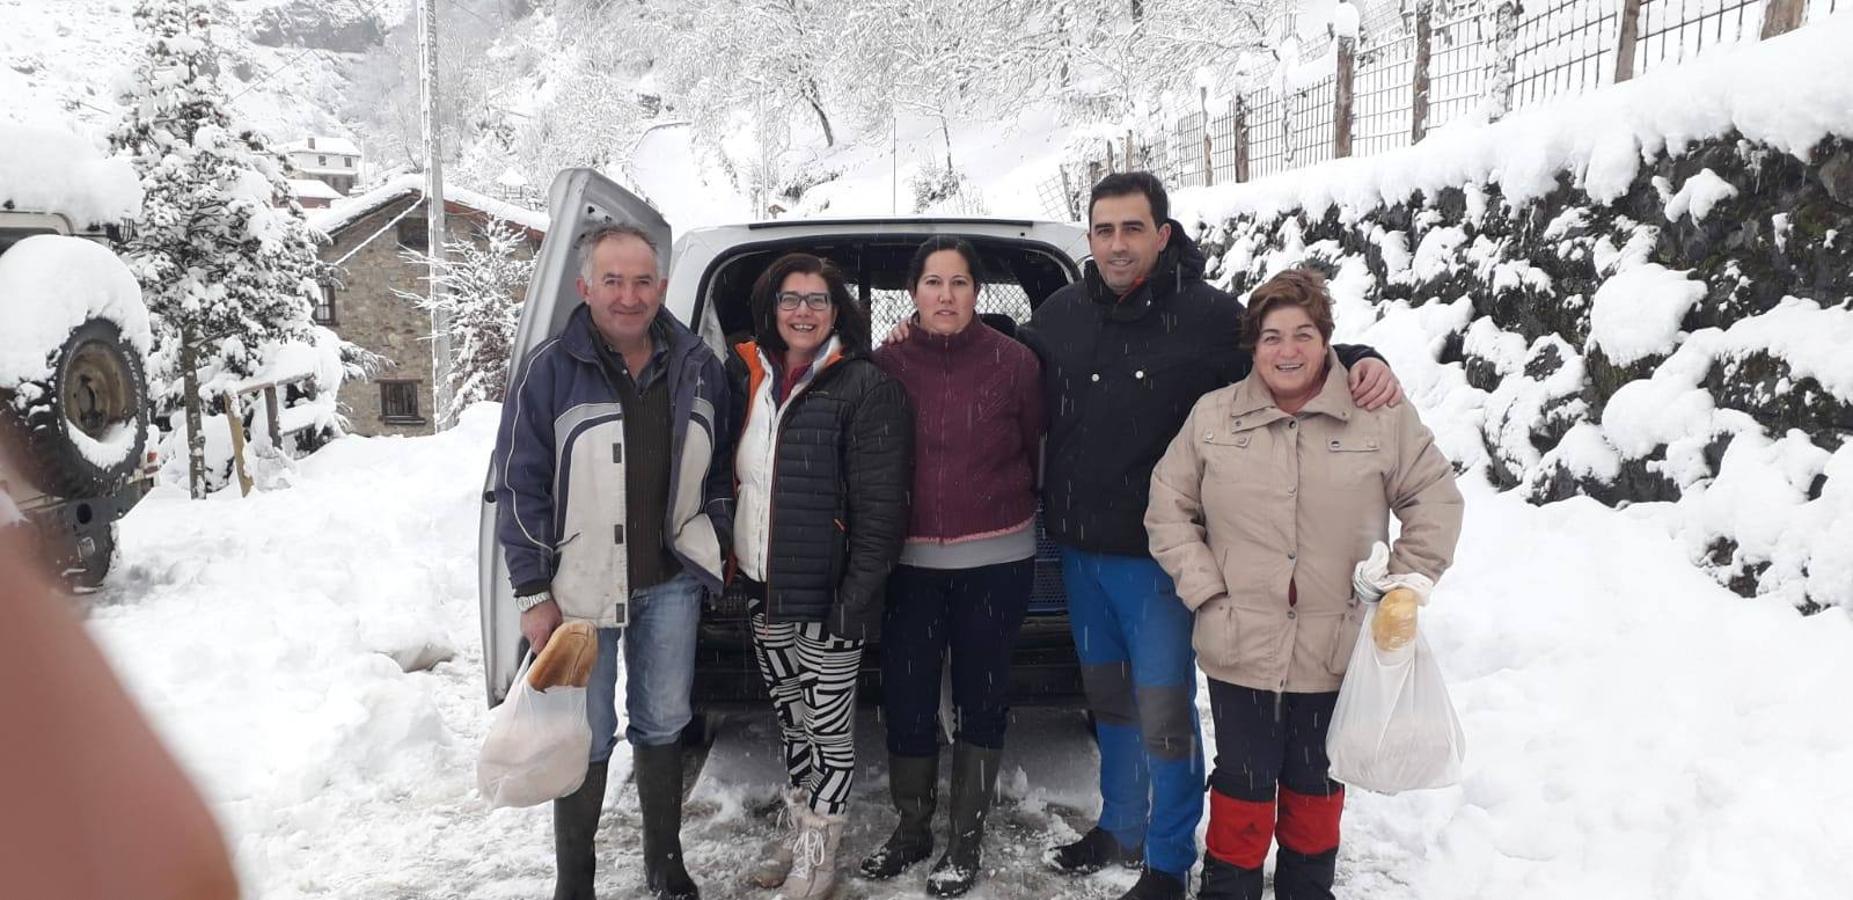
[515, 589, 554, 613]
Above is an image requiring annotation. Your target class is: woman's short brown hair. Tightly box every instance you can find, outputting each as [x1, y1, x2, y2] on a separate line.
[1242, 267, 1335, 349]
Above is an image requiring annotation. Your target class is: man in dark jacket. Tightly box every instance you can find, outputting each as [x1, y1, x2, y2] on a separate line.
[492, 224, 732, 900]
[1028, 173, 1401, 900]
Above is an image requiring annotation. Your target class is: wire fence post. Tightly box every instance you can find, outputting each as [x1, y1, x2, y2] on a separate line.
[1335, 33, 1357, 158]
[1201, 87, 1215, 185]
[1412, 0, 1434, 143]
[1761, 0, 1805, 38]
[1487, 0, 1521, 121]
[1615, 0, 1643, 82]
[1234, 95, 1250, 182]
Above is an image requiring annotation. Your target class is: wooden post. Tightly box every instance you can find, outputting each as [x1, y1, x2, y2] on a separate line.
[262, 384, 282, 447]
[1615, 0, 1643, 83]
[1234, 95, 1250, 183]
[1412, 0, 1433, 142]
[221, 393, 253, 497]
[1488, 1, 1520, 121]
[1760, 0, 1804, 39]
[1124, 130, 1135, 172]
[1059, 163, 1077, 220]
[1335, 34, 1356, 159]
[1201, 86, 1214, 186]
[1282, 90, 1298, 170]
[1104, 139, 1116, 174]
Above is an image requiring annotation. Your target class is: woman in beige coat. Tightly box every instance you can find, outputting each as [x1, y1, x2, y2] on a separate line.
[1145, 268, 1464, 900]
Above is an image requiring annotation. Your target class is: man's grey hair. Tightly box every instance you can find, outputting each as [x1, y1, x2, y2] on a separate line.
[577, 222, 664, 280]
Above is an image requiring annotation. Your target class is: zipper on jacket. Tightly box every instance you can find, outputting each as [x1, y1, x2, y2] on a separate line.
[760, 356, 846, 625]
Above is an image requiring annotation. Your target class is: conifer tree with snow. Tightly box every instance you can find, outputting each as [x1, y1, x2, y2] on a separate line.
[396, 220, 532, 424]
[109, 0, 323, 497]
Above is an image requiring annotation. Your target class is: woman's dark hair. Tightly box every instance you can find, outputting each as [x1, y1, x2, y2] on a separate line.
[1241, 267, 1335, 350]
[750, 252, 871, 354]
[905, 236, 986, 295]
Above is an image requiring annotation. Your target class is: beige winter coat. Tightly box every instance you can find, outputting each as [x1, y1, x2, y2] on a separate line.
[1146, 349, 1464, 693]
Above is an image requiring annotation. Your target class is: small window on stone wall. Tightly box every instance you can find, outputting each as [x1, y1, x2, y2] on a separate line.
[380, 381, 423, 424]
[398, 217, 428, 250]
[313, 283, 336, 325]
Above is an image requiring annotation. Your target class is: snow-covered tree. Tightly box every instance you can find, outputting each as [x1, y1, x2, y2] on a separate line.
[655, 0, 847, 149]
[109, 0, 322, 497]
[395, 219, 532, 423]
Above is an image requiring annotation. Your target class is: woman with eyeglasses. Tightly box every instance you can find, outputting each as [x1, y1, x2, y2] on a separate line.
[860, 237, 1045, 896]
[728, 251, 914, 900]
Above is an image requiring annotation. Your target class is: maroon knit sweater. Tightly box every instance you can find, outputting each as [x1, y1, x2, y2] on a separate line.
[873, 319, 1045, 543]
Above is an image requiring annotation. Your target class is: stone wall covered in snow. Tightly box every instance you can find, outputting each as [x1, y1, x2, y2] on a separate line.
[1173, 20, 1853, 613]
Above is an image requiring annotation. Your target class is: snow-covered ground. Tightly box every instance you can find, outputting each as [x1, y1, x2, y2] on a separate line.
[91, 386, 1853, 898]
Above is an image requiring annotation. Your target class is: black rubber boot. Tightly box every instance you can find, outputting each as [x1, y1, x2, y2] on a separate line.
[633, 743, 700, 900]
[1044, 825, 1143, 874]
[926, 742, 1002, 897]
[859, 753, 939, 880]
[1198, 851, 1264, 900]
[1274, 846, 1338, 900]
[552, 761, 608, 900]
[1114, 866, 1187, 900]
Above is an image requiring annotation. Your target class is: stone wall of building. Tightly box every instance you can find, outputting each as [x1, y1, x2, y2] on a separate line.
[321, 197, 540, 437]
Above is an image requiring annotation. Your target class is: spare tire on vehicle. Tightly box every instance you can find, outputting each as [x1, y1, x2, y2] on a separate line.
[10, 319, 149, 500]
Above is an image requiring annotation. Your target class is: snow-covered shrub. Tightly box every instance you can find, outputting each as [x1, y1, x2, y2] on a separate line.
[1175, 21, 1853, 611]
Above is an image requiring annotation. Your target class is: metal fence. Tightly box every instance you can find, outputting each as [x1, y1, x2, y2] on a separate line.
[1353, 27, 1418, 157]
[869, 283, 1036, 341]
[1047, 0, 1842, 218]
[1429, 6, 1498, 125]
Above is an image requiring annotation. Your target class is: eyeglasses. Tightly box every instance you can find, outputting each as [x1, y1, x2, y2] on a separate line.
[776, 291, 832, 311]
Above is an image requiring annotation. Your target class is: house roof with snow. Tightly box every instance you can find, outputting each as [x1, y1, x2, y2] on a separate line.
[282, 136, 362, 157]
[309, 173, 549, 239]
[288, 178, 343, 202]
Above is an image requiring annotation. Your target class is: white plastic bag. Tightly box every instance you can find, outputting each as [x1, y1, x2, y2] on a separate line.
[477, 655, 592, 808]
[1326, 604, 1466, 793]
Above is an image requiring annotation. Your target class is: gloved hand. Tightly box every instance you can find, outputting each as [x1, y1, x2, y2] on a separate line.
[1351, 541, 1435, 652]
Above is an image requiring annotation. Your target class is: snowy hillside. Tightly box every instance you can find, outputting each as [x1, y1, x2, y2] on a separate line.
[0, 0, 382, 141]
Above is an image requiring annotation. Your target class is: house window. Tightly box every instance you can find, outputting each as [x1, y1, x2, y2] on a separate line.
[345, 156, 355, 167]
[380, 381, 423, 424]
[312, 283, 336, 325]
[318, 154, 328, 166]
[397, 217, 428, 250]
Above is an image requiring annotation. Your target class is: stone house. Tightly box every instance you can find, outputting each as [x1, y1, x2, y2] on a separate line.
[310, 175, 547, 437]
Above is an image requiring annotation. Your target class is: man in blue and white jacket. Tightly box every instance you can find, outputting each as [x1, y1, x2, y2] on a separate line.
[493, 223, 731, 900]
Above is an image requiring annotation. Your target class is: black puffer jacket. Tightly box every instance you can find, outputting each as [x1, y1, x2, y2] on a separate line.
[727, 342, 914, 640]
[1024, 220, 1383, 556]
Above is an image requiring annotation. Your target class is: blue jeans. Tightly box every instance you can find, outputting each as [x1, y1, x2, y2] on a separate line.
[1063, 548, 1206, 879]
[586, 570, 703, 761]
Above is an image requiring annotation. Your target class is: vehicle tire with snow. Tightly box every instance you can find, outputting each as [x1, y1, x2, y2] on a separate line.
[10, 319, 149, 500]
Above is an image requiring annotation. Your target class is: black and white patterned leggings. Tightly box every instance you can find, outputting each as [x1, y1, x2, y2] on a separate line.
[749, 607, 866, 816]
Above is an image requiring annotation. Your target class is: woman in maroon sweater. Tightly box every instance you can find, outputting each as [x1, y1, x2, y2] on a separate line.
[863, 237, 1045, 896]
